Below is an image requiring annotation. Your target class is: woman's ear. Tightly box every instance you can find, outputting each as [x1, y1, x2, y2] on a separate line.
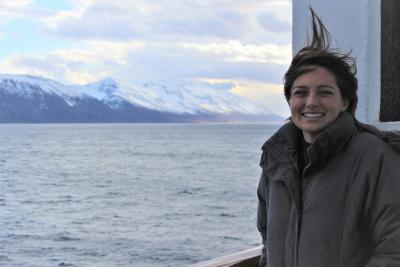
[341, 99, 349, 112]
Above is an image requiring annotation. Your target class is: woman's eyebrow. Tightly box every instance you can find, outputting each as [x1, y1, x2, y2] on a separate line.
[317, 84, 336, 89]
[292, 85, 309, 89]
[292, 84, 336, 90]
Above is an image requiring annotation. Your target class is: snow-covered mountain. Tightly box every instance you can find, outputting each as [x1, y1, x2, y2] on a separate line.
[0, 74, 283, 123]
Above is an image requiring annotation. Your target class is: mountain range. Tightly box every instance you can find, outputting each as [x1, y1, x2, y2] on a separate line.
[0, 74, 283, 123]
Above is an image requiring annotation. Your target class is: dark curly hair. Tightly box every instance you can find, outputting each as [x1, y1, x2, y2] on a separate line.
[284, 7, 358, 116]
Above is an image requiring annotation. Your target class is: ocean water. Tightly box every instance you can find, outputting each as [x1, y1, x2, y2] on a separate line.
[0, 123, 279, 267]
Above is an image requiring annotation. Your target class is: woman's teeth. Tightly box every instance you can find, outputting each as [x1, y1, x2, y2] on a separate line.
[302, 113, 323, 118]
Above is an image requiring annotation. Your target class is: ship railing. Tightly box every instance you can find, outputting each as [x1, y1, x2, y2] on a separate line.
[188, 245, 262, 267]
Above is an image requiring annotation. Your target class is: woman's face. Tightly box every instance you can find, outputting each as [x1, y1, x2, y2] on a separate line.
[289, 66, 349, 143]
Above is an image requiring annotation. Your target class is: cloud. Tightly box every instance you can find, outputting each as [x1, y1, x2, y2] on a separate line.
[54, 40, 146, 64]
[0, 0, 33, 12]
[0, 54, 60, 79]
[0, 53, 106, 84]
[0, 0, 55, 19]
[230, 80, 290, 117]
[0, 0, 33, 26]
[257, 12, 291, 33]
[112, 41, 289, 86]
[181, 41, 291, 64]
[39, 0, 291, 44]
[41, 3, 146, 40]
[197, 77, 290, 116]
[0, 38, 289, 86]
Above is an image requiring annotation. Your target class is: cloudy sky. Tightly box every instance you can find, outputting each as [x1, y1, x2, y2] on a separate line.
[0, 0, 292, 116]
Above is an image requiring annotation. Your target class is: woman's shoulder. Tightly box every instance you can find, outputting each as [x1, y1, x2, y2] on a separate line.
[351, 121, 400, 156]
[352, 131, 388, 150]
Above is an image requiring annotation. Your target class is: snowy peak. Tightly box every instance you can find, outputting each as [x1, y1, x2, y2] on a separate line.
[87, 77, 118, 95]
[131, 81, 272, 115]
[0, 74, 85, 100]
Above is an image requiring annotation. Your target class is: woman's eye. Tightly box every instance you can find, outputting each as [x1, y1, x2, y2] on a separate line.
[293, 90, 307, 96]
[319, 90, 333, 96]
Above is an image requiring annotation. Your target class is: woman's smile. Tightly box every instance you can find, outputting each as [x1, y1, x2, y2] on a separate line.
[302, 112, 325, 118]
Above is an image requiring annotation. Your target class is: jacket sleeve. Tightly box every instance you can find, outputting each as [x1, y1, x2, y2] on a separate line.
[257, 169, 268, 267]
[364, 149, 400, 267]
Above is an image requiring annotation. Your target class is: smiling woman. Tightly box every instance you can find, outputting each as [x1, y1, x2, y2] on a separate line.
[257, 7, 400, 267]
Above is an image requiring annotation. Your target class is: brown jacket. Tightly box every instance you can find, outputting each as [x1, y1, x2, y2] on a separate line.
[257, 112, 400, 267]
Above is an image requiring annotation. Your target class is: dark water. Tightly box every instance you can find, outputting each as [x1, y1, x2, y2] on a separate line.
[0, 123, 279, 267]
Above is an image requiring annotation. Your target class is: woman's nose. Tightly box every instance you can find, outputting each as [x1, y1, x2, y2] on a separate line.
[305, 92, 319, 106]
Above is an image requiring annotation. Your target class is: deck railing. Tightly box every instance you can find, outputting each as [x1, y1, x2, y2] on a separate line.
[188, 246, 262, 267]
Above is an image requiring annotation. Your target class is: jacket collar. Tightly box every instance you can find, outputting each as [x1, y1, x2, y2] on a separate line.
[307, 112, 357, 171]
[262, 112, 357, 173]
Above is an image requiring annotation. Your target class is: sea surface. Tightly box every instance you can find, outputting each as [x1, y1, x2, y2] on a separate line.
[0, 123, 280, 267]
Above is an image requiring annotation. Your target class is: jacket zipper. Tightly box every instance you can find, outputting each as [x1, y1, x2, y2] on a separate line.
[293, 161, 302, 267]
[293, 203, 299, 267]
[294, 148, 312, 267]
